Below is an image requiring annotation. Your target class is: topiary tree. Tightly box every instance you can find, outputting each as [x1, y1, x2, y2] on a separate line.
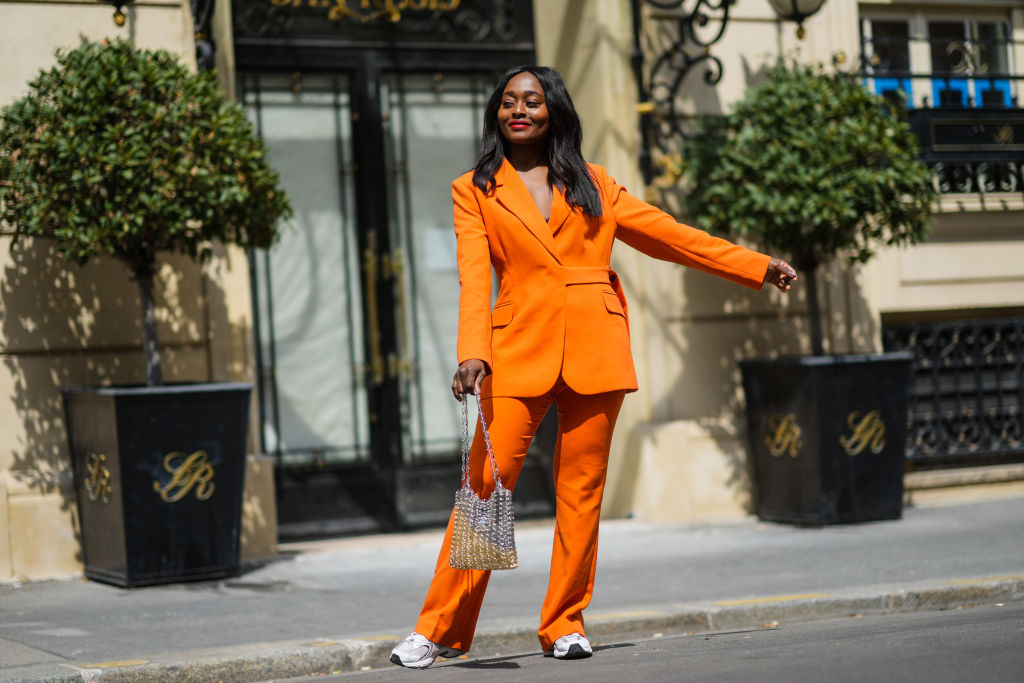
[0, 38, 290, 385]
[682, 61, 934, 356]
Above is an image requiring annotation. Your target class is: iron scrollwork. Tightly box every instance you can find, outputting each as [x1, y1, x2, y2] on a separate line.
[883, 318, 1024, 467]
[929, 161, 1022, 195]
[444, 1, 518, 42]
[234, 1, 296, 38]
[232, 0, 524, 44]
[632, 0, 735, 184]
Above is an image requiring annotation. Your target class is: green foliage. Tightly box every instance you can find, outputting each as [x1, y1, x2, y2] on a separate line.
[682, 62, 933, 269]
[0, 38, 290, 275]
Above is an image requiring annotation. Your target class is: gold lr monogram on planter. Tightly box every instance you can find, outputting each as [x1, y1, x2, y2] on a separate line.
[765, 413, 803, 458]
[153, 451, 216, 502]
[839, 410, 886, 456]
[84, 453, 113, 504]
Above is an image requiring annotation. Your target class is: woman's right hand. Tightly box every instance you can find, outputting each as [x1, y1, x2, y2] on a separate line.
[452, 359, 490, 399]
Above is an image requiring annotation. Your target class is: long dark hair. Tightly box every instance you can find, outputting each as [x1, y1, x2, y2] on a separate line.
[473, 66, 602, 218]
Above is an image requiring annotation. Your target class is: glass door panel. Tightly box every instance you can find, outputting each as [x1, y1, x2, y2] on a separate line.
[243, 73, 370, 467]
[382, 72, 490, 463]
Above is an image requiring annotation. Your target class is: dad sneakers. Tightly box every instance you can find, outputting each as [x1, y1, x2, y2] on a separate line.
[389, 632, 466, 669]
[544, 632, 593, 660]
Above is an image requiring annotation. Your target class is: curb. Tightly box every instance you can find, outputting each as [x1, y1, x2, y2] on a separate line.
[11, 578, 1024, 682]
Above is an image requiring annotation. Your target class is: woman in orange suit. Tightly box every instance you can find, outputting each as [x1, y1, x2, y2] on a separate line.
[391, 66, 797, 669]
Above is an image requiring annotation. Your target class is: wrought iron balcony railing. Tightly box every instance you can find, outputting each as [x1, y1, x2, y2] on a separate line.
[859, 27, 1024, 198]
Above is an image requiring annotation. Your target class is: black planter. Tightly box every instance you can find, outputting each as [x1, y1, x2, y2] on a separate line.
[740, 353, 912, 526]
[63, 383, 251, 587]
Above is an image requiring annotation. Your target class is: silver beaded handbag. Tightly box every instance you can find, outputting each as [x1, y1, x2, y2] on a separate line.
[448, 393, 518, 571]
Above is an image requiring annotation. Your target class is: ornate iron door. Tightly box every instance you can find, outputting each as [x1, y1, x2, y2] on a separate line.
[233, 0, 544, 536]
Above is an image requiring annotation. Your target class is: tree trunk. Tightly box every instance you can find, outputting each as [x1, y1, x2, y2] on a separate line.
[135, 265, 163, 386]
[800, 257, 825, 357]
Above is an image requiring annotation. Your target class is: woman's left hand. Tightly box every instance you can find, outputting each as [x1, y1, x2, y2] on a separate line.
[764, 258, 798, 293]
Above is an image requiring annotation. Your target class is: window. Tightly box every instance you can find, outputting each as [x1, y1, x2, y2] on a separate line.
[860, 9, 1023, 197]
[861, 14, 1017, 109]
[863, 19, 913, 105]
[929, 20, 1012, 108]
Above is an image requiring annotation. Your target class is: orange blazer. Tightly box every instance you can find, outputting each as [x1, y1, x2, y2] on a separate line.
[453, 159, 771, 398]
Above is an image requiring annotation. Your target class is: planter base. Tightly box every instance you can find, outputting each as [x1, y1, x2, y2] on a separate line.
[741, 354, 912, 526]
[64, 383, 251, 587]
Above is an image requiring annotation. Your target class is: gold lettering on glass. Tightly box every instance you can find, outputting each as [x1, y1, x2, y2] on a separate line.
[317, 0, 459, 23]
[765, 413, 802, 458]
[84, 453, 113, 504]
[153, 450, 216, 502]
[839, 410, 886, 456]
[995, 124, 1014, 145]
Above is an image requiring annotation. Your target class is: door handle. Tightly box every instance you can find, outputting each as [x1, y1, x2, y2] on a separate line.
[363, 230, 385, 386]
[387, 247, 413, 382]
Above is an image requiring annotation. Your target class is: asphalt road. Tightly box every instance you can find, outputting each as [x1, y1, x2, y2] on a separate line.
[289, 602, 1024, 683]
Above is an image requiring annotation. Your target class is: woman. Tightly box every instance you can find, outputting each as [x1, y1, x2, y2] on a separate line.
[390, 66, 796, 669]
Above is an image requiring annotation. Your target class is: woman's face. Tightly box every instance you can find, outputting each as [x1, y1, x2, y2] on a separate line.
[497, 71, 550, 147]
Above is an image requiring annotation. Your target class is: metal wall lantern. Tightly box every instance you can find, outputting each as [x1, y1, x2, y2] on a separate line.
[101, 0, 132, 27]
[192, 0, 217, 71]
[98, 0, 216, 72]
[767, 0, 827, 40]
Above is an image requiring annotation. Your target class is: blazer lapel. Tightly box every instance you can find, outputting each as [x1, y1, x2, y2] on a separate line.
[493, 160, 560, 262]
[548, 185, 572, 236]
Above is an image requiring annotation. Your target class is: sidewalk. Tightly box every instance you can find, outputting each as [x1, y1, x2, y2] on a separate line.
[2, 496, 1022, 682]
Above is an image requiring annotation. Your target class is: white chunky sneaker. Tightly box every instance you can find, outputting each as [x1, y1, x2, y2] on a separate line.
[544, 633, 593, 660]
[389, 632, 465, 669]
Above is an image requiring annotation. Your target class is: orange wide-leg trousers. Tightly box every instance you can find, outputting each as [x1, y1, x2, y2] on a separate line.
[414, 378, 625, 652]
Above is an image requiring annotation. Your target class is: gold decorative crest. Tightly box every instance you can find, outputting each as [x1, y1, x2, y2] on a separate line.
[153, 451, 216, 502]
[84, 453, 113, 504]
[765, 413, 802, 458]
[839, 410, 886, 456]
[995, 124, 1014, 145]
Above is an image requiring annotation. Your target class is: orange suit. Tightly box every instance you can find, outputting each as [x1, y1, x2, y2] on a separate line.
[415, 159, 770, 652]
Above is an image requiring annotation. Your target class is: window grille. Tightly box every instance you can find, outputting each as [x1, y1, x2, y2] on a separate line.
[883, 318, 1024, 468]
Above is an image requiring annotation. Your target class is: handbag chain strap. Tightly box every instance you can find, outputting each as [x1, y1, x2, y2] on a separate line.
[460, 392, 503, 490]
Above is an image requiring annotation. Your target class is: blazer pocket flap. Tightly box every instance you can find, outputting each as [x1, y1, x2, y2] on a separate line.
[603, 292, 625, 317]
[492, 301, 514, 327]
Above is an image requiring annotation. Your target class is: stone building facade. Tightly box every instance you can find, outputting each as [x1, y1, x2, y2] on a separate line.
[2, 0, 1022, 581]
